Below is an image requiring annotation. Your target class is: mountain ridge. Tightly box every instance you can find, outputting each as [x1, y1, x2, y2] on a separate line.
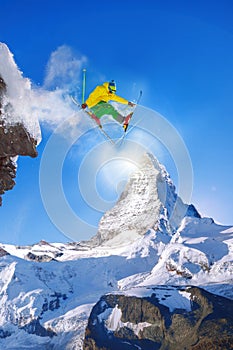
[0, 152, 232, 348]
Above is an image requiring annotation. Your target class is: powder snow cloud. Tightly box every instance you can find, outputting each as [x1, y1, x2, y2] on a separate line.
[43, 45, 87, 91]
[0, 43, 88, 137]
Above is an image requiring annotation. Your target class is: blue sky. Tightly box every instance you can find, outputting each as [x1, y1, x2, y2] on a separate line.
[1, 0, 233, 244]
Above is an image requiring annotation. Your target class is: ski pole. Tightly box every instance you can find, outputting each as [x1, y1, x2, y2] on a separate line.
[82, 68, 86, 104]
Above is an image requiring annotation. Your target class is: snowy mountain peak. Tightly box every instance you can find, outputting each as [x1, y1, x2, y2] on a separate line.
[0, 151, 232, 349]
[90, 153, 199, 247]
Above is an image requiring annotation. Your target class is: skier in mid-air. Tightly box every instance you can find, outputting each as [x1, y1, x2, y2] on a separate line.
[81, 80, 135, 132]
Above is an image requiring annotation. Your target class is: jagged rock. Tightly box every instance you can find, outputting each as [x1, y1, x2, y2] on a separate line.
[26, 252, 54, 262]
[0, 157, 16, 199]
[83, 286, 233, 350]
[0, 75, 38, 204]
[38, 240, 51, 246]
[41, 292, 68, 314]
[20, 318, 56, 338]
[0, 247, 10, 257]
[0, 121, 37, 158]
[186, 204, 201, 218]
[0, 329, 11, 339]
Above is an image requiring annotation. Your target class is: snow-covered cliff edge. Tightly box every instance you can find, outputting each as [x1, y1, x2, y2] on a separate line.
[0, 43, 40, 204]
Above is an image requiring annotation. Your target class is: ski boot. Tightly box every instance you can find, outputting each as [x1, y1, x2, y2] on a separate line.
[123, 113, 133, 132]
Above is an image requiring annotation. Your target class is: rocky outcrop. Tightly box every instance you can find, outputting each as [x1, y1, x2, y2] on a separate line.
[0, 75, 37, 204]
[83, 286, 233, 350]
[20, 318, 56, 338]
[0, 246, 10, 257]
[26, 252, 55, 262]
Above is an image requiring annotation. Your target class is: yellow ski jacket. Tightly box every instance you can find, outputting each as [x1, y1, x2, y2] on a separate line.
[85, 82, 129, 109]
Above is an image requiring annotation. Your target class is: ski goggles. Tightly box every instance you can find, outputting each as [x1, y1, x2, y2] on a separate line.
[109, 82, 116, 93]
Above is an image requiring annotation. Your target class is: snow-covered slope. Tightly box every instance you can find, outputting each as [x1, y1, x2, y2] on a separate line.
[0, 152, 232, 349]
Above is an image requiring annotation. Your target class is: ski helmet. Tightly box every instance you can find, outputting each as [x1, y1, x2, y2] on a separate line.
[108, 80, 116, 93]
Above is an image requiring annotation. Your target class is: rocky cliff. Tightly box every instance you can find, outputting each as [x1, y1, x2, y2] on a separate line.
[83, 286, 233, 350]
[0, 75, 37, 205]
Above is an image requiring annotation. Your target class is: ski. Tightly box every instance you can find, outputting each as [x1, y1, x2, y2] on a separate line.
[70, 95, 115, 145]
[116, 117, 142, 146]
[123, 90, 142, 132]
[85, 110, 115, 144]
[117, 90, 143, 146]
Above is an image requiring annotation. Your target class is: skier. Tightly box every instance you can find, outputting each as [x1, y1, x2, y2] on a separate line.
[81, 80, 135, 131]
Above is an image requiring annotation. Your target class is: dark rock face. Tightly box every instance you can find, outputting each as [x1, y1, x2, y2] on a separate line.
[26, 252, 55, 262]
[41, 292, 68, 314]
[20, 318, 56, 338]
[0, 75, 38, 204]
[0, 121, 38, 158]
[83, 286, 233, 350]
[186, 204, 201, 218]
[0, 247, 10, 257]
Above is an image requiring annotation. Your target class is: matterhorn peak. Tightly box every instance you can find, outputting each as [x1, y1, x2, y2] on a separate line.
[89, 153, 200, 247]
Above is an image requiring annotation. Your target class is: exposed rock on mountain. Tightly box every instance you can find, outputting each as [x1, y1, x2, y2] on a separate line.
[0, 75, 37, 204]
[83, 286, 233, 350]
[89, 154, 200, 247]
[0, 247, 9, 257]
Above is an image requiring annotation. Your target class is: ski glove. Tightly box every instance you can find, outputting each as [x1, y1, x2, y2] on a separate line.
[81, 103, 87, 109]
[128, 101, 135, 107]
